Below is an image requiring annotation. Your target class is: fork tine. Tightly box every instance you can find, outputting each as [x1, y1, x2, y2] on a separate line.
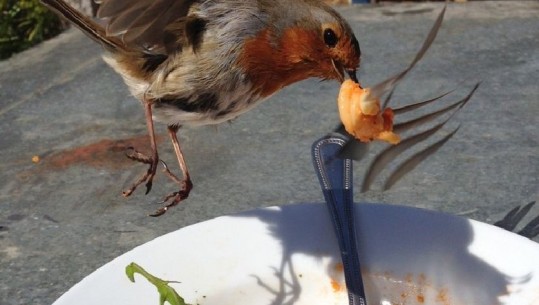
[394, 83, 479, 134]
[392, 78, 474, 115]
[370, 6, 446, 104]
[407, 6, 446, 70]
[381, 87, 397, 110]
[335, 83, 479, 164]
[331, 7, 473, 190]
[336, 7, 448, 163]
[361, 112, 458, 192]
[392, 88, 455, 115]
[382, 126, 459, 191]
[370, 73, 404, 109]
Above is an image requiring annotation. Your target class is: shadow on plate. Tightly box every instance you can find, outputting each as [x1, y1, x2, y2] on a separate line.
[234, 203, 526, 305]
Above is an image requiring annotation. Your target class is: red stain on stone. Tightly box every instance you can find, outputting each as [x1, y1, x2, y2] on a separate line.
[44, 134, 164, 170]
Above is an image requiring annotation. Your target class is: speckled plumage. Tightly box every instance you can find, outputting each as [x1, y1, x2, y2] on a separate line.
[41, 0, 361, 215]
[96, 0, 360, 126]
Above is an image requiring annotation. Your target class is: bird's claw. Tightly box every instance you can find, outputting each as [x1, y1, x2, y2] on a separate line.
[122, 147, 158, 197]
[125, 146, 153, 164]
[123, 148, 191, 216]
[150, 180, 193, 217]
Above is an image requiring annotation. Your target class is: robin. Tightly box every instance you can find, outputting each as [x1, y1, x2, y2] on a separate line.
[41, 0, 361, 216]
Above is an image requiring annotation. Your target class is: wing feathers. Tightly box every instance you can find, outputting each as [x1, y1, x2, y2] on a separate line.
[98, 0, 196, 54]
[98, 0, 147, 19]
[41, 0, 124, 51]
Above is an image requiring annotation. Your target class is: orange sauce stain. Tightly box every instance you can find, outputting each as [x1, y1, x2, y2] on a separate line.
[334, 262, 344, 273]
[330, 278, 343, 292]
[436, 288, 451, 305]
[44, 134, 163, 170]
[405, 273, 413, 283]
[416, 293, 425, 303]
[329, 262, 345, 293]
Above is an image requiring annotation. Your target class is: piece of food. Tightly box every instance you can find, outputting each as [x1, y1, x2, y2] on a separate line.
[125, 262, 190, 305]
[338, 80, 400, 144]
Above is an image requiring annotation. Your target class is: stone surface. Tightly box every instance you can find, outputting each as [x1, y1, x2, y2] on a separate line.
[0, 2, 538, 305]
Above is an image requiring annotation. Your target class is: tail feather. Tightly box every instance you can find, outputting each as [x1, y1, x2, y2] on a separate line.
[41, 0, 123, 52]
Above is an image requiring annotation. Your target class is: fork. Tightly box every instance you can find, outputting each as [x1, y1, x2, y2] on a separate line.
[312, 88, 478, 305]
[312, 136, 366, 305]
[311, 6, 481, 305]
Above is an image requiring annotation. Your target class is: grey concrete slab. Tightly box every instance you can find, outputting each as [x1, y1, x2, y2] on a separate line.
[0, 1, 538, 304]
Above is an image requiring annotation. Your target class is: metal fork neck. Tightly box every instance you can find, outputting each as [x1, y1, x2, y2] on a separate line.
[312, 136, 367, 305]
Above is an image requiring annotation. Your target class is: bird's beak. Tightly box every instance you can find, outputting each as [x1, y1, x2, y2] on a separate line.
[332, 60, 359, 84]
[331, 59, 345, 83]
[347, 69, 358, 83]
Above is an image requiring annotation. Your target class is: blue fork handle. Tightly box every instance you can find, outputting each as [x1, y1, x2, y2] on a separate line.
[312, 136, 367, 305]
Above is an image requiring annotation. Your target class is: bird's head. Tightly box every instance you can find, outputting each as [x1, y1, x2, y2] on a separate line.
[239, 2, 361, 96]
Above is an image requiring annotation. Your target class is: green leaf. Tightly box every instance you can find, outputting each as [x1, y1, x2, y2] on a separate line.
[125, 262, 190, 305]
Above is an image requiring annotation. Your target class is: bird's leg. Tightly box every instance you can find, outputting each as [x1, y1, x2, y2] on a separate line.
[123, 100, 160, 197]
[150, 125, 193, 217]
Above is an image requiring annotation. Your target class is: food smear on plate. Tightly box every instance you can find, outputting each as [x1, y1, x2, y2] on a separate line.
[122, 261, 455, 305]
[338, 80, 400, 144]
[328, 264, 455, 305]
[125, 262, 189, 305]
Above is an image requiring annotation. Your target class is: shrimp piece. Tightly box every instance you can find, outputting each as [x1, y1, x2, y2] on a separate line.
[337, 80, 400, 144]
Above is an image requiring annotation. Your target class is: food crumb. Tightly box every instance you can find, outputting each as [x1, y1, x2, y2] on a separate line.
[334, 262, 344, 272]
[330, 278, 343, 292]
[32, 155, 40, 163]
[436, 289, 450, 305]
[405, 273, 413, 283]
[418, 273, 427, 284]
[417, 293, 425, 303]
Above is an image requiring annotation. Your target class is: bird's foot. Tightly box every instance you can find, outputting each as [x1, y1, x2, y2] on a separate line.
[150, 178, 193, 217]
[122, 147, 158, 197]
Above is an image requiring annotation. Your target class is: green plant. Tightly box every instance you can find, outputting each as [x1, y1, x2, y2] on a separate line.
[0, 0, 64, 59]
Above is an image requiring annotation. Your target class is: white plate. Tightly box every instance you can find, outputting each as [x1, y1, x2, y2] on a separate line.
[53, 203, 539, 305]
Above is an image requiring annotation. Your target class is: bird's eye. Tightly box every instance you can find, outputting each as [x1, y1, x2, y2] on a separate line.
[323, 28, 338, 48]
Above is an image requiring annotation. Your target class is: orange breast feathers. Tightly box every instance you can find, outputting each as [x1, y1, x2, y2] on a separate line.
[337, 80, 400, 144]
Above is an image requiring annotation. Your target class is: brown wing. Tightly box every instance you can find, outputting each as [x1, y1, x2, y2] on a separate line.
[96, 0, 199, 54]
